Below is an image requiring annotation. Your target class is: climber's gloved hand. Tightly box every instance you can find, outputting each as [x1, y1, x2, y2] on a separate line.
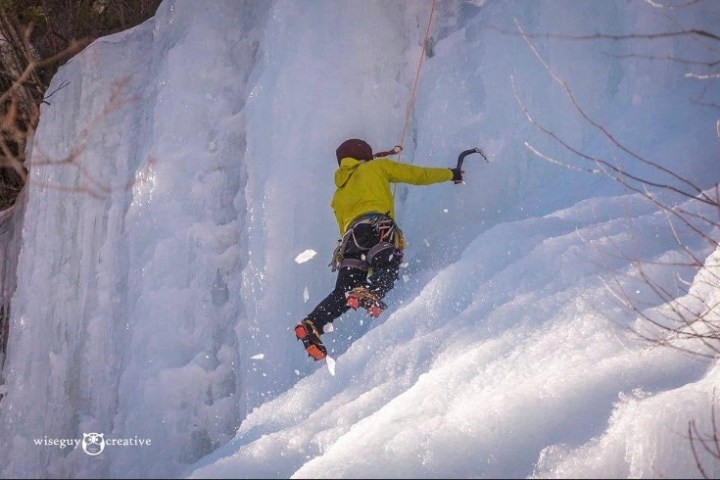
[449, 167, 464, 184]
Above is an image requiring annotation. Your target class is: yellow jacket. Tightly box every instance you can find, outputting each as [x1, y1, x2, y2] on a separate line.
[331, 157, 453, 235]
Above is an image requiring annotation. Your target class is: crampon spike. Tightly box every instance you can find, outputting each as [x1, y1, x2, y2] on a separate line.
[367, 305, 384, 318]
[346, 296, 361, 310]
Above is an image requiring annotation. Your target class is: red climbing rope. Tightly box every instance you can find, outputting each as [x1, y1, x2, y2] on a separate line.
[378, 0, 437, 163]
[382, 0, 437, 201]
[397, 0, 437, 158]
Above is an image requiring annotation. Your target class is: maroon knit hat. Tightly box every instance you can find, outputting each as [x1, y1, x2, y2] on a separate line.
[336, 139, 373, 164]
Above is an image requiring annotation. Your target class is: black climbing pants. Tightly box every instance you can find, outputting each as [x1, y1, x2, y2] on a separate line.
[307, 218, 403, 333]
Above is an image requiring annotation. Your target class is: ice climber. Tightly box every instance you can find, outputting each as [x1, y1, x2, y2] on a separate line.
[295, 138, 464, 361]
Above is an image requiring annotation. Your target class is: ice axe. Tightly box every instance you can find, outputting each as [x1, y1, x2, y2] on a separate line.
[454, 147, 488, 184]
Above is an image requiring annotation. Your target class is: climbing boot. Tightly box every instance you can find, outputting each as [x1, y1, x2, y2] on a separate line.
[295, 318, 327, 361]
[345, 286, 387, 318]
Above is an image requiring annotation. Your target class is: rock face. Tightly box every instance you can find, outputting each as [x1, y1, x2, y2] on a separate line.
[0, 194, 24, 398]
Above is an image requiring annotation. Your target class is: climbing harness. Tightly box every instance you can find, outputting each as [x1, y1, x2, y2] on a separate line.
[329, 213, 405, 272]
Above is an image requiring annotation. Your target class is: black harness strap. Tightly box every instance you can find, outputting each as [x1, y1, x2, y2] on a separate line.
[339, 258, 370, 271]
[367, 242, 395, 265]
